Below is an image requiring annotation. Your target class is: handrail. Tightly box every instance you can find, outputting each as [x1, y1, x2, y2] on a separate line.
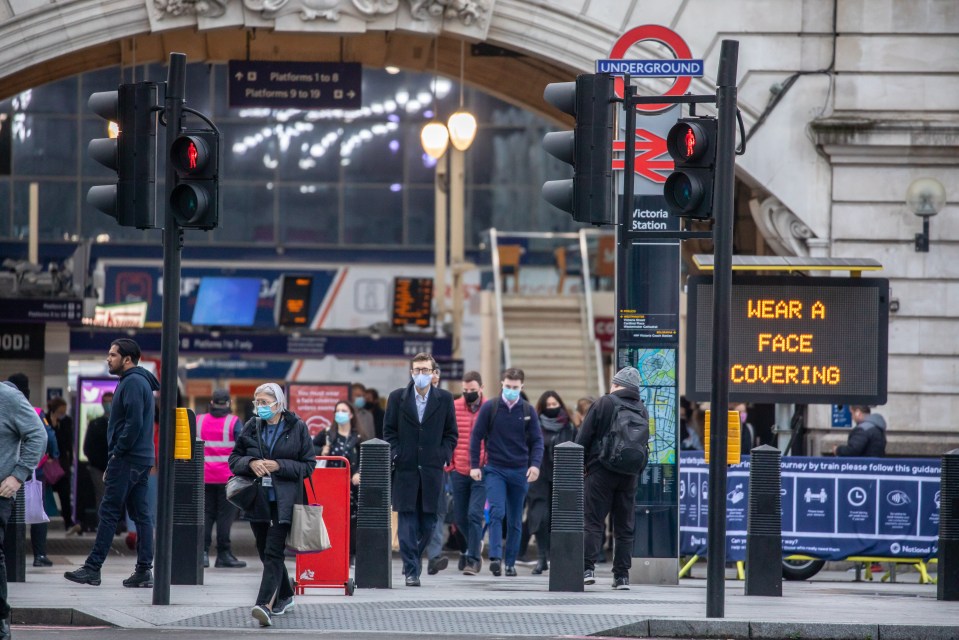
[579, 228, 607, 398]
[489, 228, 510, 368]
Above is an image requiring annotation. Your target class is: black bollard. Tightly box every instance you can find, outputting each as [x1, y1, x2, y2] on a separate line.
[938, 448, 959, 601]
[549, 441, 584, 592]
[355, 438, 391, 589]
[745, 444, 782, 596]
[171, 438, 204, 585]
[3, 486, 26, 583]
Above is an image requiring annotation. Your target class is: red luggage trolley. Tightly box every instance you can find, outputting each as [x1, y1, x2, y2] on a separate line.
[294, 456, 355, 596]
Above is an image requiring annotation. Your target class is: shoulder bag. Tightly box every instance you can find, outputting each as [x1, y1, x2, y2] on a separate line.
[286, 476, 331, 554]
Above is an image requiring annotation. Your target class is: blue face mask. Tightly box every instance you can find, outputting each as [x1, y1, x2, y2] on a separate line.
[102, 402, 112, 415]
[334, 411, 351, 425]
[256, 405, 276, 421]
[353, 397, 366, 409]
[412, 373, 432, 389]
[502, 387, 521, 403]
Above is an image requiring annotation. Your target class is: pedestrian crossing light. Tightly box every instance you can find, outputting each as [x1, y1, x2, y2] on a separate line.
[664, 117, 717, 219]
[542, 73, 616, 226]
[169, 130, 219, 230]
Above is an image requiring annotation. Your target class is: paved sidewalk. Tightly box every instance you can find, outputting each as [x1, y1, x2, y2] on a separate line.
[7, 546, 959, 640]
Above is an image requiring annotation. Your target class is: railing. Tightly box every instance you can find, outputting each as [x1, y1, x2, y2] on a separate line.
[578, 228, 608, 398]
[488, 228, 511, 368]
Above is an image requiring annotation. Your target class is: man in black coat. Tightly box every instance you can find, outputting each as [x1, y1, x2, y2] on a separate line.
[383, 352, 457, 586]
[834, 405, 887, 457]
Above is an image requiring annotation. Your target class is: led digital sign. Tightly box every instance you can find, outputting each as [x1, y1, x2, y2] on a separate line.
[686, 275, 889, 404]
[391, 277, 433, 329]
[275, 275, 313, 327]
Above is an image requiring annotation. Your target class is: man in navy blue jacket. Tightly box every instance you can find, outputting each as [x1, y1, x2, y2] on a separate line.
[469, 368, 543, 577]
[65, 338, 160, 589]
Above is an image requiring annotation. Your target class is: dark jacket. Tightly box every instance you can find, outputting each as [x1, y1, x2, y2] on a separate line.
[229, 411, 316, 524]
[383, 382, 457, 514]
[84, 414, 110, 471]
[575, 387, 648, 474]
[836, 413, 887, 457]
[108, 366, 160, 467]
[469, 398, 545, 470]
[313, 428, 362, 471]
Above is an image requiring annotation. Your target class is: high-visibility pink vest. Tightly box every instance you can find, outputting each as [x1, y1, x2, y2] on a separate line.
[199, 413, 239, 485]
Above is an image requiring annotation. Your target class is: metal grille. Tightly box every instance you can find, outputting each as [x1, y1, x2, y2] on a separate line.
[748, 445, 782, 535]
[357, 439, 391, 528]
[551, 441, 583, 532]
[940, 449, 959, 539]
[173, 440, 205, 522]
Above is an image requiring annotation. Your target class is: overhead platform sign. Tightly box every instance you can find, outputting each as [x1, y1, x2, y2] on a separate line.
[686, 275, 889, 404]
[229, 61, 361, 109]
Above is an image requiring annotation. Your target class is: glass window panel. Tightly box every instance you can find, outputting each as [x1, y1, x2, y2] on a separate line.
[80, 66, 126, 96]
[405, 186, 435, 246]
[276, 119, 341, 182]
[0, 180, 10, 236]
[279, 183, 339, 244]
[405, 124, 443, 185]
[214, 182, 277, 243]
[12, 180, 77, 240]
[468, 127, 546, 186]
[341, 122, 403, 183]
[183, 63, 213, 116]
[222, 122, 278, 181]
[13, 116, 78, 176]
[343, 185, 402, 245]
[14, 77, 77, 115]
[79, 180, 159, 243]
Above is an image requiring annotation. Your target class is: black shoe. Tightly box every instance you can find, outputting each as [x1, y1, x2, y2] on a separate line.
[252, 605, 273, 627]
[64, 566, 101, 586]
[613, 576, 630, 590]
[531, 559, 548, 575]
[584, 569, 595, 585]
[272, 596, 295, 615]
[122, 568, 153, 588]
[33, 555, 53, 567]
[427, 555, 448, 575]
[215, 551, 247, 568]
[463, 559, 481, 575]
[405, 574, 421, 587]
[203, 551, 209, 568]
[0, 616, 9, 640]
[489, 559, 501, 576]
[505, 565, 517, 577]
[458, 554, 467, 571]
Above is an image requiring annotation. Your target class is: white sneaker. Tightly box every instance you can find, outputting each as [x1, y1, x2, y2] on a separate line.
[252, 605, 273, 627]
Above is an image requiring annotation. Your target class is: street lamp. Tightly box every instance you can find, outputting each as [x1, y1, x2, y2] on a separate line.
[907, 177, 947, 252]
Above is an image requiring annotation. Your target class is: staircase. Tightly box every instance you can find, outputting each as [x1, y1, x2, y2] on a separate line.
[501, 295, 600, 406]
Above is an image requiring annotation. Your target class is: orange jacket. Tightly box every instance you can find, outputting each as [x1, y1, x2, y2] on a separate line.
[451, 396, 485, 475]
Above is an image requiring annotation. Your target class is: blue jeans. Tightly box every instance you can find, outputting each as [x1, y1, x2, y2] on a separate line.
[450, 471, 486, 562]
[86, 457, 154, 571]
[484, 464, 528, 566]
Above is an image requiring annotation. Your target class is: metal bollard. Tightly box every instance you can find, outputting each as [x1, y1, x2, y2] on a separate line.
[549, 441, 584, 592]
[938, 448, 959, 601]
[171, 439, 204, 585]
[745, 444, 782, 596]
[3, 486, 26, 583]
[355, 438, 391, 589]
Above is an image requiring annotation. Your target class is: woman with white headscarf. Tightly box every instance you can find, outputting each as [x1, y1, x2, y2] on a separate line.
[229, 382, 315, 627]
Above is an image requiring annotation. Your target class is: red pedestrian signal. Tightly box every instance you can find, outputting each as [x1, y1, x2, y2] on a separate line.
[664, 117, 717, 219]
[169, 130, 219, 230]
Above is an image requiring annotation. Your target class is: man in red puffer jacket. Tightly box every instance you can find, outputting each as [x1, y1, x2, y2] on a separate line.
[449, 371, 487, 575]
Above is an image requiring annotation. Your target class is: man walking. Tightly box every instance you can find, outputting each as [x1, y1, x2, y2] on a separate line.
[834, 405, 887, 457]
[576, 366, 649, 590]
[198, 389, 246, 569]
[469, 368, 543, 578]
[0, 378, 47, 640]
[65, 338, 160, 588]
[450, 371, 487, 575]
[383, 353, 457, 586]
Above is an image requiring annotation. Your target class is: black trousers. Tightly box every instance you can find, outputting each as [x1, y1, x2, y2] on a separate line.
[583, 465, 638, 578]
[0, 497, 12, 619]
[30, 523, 47, 558]
[250, 503, 293, 608]
[204, 484, 239, 553]
[52, 473, 73, 528]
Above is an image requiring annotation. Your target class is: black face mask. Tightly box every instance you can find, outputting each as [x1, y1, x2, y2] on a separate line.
[463, 391, 480, 404]
[542, 407, 561, 419]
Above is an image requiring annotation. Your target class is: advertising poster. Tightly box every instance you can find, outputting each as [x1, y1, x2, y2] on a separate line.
[287, 382, 351, 438]
[76, 377, 119, 463]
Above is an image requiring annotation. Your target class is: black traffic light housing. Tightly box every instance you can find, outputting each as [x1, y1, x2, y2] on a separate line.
[664, 116, 717, 219]
[542, 73, 615, 225]
[87, 82, 158, 228]
[169, 129, 219, 230]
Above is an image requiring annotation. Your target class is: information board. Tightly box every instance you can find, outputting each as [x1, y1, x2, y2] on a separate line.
[686, 276, 889, 404]
[679, 452, 941, 561]
[391, 277, 433, 329]
[287, 382, 351, 439]
[275, 275, 313, 327]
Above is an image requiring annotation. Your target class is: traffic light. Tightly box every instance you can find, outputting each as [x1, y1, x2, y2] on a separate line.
[542, 73, 615, 225]
[663, 117, 717, 219]
[87, 82, 158, 228]
[169, 129, 219, 230]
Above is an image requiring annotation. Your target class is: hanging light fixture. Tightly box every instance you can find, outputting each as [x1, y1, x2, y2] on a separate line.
[447, 40, 477, 151]
[421, 39, 449, 160]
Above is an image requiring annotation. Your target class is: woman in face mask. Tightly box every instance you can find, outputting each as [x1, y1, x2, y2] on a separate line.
[313, 400, 363, 565]
[228, 383, 315, 628]
[526, 391, 575, 575]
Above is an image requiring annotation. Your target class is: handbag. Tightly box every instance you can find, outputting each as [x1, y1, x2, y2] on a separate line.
[286, 478, 331, 553]
[23, 475, 50, 525]
[225, 475, 258, 511]
[41, 457, 65, 486]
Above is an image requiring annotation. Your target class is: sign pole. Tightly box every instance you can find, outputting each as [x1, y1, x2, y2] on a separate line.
[705, 39, 739, 620]
[153, 52, 186, 607]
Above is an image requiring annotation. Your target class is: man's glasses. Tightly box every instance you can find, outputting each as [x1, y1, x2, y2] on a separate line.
[411, 367, 434, 375]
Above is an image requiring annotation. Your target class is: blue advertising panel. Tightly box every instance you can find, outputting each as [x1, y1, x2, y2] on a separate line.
[679, 452, 941, 561]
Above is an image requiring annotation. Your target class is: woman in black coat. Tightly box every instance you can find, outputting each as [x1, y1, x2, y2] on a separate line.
[313, 399, 363, 563]
[229, 382, 315, 628]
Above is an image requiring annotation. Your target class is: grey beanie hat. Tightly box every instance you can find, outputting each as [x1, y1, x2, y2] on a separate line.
[611, 366, 641, 391]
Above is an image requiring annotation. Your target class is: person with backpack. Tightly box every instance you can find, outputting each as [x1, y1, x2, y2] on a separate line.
[575, 366, 649, 590]
[469, 368, 544, 578]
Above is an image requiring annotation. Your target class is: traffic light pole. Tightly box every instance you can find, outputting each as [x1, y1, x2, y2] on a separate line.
[153, 52, 186, 607]
[705, 39, 739, 619]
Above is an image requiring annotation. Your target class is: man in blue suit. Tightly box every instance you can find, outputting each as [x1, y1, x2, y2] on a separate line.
[383, 352, 457, 586]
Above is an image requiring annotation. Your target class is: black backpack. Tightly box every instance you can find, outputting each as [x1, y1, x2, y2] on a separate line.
[597, 395, 649, 475]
